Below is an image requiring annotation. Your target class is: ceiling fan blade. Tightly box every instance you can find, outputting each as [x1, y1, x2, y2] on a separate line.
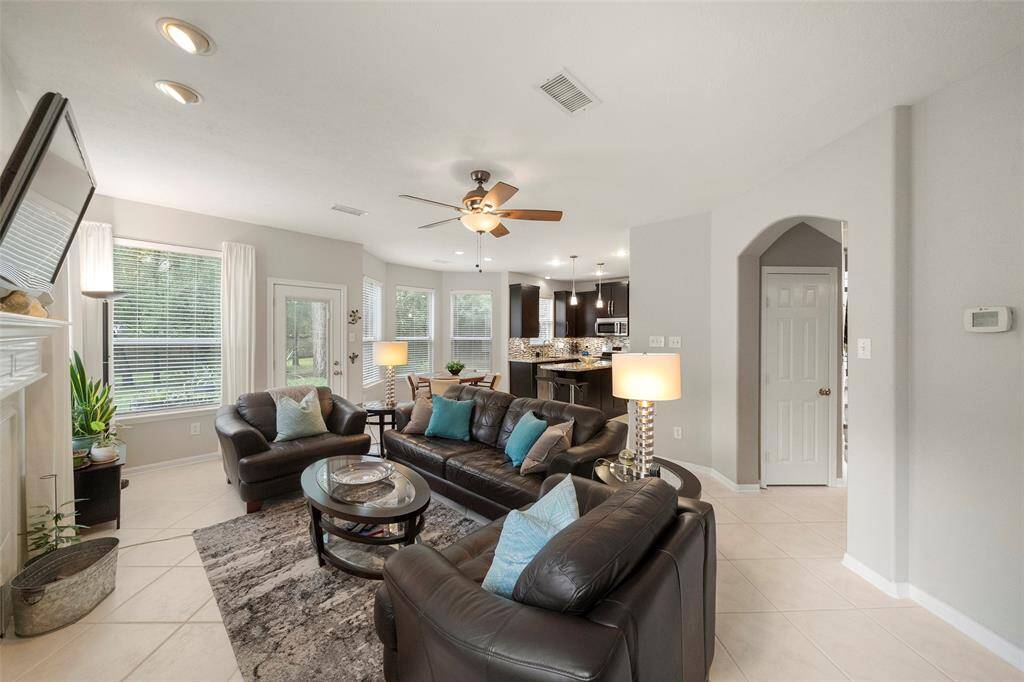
[482, 182, 518, 208]
[496, 209, 563, 221]
[490, 223, 510, 238]
[416, 217, 460, 230]
[399, 194, 464, 212]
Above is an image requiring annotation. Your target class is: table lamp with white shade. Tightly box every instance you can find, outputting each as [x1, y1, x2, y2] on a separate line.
[373, 341, 408, 407]
[611, 353, 682, 477]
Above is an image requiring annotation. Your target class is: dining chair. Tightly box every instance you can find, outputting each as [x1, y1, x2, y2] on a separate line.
[482, 373, 501, 390]
[407, 373, 429, 400]
[429, 378, 459, 397]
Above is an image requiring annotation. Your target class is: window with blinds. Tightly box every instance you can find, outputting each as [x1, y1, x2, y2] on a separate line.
[362, 277, 383, 386]
[111, 241, 222, 414]
[535, 297, 554, 343]
[395, 286, 433, 376]
[451, 291, 492, 372]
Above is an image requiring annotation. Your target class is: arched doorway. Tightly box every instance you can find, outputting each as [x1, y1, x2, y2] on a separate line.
[736, 215, 847, 487]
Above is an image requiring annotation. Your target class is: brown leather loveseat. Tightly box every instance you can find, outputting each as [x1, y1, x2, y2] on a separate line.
[383, 384, 628, 519]
[215, 387, 370, 512]
[374, 474, 717, 681]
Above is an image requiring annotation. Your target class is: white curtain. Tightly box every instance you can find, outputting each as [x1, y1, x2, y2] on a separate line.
[221, 242, 256, 403]
[77, 222, 112, 377]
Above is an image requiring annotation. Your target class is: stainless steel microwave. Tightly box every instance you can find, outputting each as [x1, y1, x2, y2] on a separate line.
[595, 318, 628, 336]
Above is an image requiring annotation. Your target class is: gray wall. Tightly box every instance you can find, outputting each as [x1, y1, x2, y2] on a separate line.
[908, 47, 1023, 649]
[82, 195, 366, 468]
[758, 222, 844, 481]
[627, 213, 712, 467]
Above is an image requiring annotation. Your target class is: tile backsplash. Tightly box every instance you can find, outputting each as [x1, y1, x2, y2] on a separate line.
[508, 337, 630, 360]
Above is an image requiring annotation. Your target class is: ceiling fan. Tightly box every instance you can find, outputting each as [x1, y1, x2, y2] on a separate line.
[400, 170, 563, 239]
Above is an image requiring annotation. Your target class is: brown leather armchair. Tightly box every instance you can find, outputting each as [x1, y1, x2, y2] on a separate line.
[375, 475, 717, 682]
[215, 387, 370, 512]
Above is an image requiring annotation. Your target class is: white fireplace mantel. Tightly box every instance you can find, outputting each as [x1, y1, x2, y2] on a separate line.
[0, 311, 73, 635]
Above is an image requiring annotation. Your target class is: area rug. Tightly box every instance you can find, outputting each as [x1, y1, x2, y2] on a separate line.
[193, 496, 480, 681]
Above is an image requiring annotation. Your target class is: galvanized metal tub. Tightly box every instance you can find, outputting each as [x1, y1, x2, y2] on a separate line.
[11, 537, 118, 636]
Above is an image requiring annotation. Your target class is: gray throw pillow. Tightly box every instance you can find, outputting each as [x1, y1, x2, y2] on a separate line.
[274, 389, 328, 442]
[402, 396, 433, 434]
[520, 419, 574, 475]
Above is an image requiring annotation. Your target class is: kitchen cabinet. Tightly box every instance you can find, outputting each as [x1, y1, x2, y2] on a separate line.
[553, 291, 577, 338]
[605, 281, 629, 318]
[575, 291, 599, 338]
[509, 284, 539, 338]
[509, 361, 537, 397]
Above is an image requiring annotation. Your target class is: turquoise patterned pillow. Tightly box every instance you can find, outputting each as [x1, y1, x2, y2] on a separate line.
[274, 390, 328, 442]
[482, 476, 579, 597]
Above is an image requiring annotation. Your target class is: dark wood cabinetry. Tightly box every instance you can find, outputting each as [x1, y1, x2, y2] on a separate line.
[509, 361, 538, 398]
[553, 291, 577, 338]
[509, 284, 539, 338]
[605, 281, 629, 318]
[575, 291, 599, 337]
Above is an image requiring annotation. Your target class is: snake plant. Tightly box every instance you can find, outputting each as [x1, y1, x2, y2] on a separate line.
[70, 351, 115, 438]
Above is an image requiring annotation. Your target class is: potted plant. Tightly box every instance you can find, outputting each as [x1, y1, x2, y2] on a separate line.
[446, 360, 465, 377]
[70, 351, 115, 452]
[89, 426, 123, 463]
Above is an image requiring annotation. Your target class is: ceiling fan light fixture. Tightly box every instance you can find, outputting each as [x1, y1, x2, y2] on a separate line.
[154, 80, 202, 105]
[460, 212, 501, 233]
[157, 18, 215, 55]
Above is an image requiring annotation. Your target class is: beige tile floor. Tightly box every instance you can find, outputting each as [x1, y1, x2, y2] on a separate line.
[3, 457, 1020, 682]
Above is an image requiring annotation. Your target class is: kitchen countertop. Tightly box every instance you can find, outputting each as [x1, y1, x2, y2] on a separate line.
[538, 360, 612, 372]
[508, 356, 577, 364]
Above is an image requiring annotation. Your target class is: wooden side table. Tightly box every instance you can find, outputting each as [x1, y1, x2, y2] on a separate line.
[73, 456, 126, 528]
[361, 401, 400, 457]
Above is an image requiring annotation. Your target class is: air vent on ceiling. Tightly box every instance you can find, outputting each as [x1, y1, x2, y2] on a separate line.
[432, 258, 452, 265]
[537, 69, 600, 117]
[331, 203, 368, 216]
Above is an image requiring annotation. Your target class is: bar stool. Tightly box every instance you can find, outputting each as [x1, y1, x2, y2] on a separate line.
[555, 376, 588, 405]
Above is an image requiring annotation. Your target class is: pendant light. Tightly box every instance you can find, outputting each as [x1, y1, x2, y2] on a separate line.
[595, 262, 605, 309]
[569, 255, 578, 306]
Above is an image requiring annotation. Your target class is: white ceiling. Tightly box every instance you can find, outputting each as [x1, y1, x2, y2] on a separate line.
[3, 2, 1022, 279]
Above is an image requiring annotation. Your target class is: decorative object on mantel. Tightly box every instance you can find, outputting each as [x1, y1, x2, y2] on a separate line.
[0, 289, 50, 317]
[69, 351, 116, 455]
[446, 360, 465, 377]
[348, 309, 362, 324]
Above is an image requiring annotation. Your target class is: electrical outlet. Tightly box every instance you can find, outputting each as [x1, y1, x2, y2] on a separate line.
[649, 335, 665, 348]
[673, 426, 682, 439]
[189, 422, 201, 436]
[668, 336, 681, 348]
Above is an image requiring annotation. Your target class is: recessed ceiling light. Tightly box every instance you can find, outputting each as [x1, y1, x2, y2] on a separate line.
[544, 275, 551, 279]
[454, 250, 464, 255]
[154, 80, 202, 105]
[547, 259, 561, 266]
[615, 249, 629, 258]
[331, 203, 367, 216]
[157, 18, 216, 56]
[483, 256, 493, 262]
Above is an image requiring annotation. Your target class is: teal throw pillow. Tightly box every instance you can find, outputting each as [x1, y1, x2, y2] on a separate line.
[274, 390, 328, 442]
[482, 476, 579, 597]
[425, 395, 474, 441]
[504, 411, 548, 467]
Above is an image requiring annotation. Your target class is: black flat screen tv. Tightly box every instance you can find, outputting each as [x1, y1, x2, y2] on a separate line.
[0, 92, 96, 293]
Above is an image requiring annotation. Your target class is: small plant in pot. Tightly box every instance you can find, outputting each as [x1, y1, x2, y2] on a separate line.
[446, 360, 465, 377]
[89, 426, 123, 463]
[70, 351, 115, 456]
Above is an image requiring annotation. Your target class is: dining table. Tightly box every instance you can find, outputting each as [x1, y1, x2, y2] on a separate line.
[421, 371, 487, 384]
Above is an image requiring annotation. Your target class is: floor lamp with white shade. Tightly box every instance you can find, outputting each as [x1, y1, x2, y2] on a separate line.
[611, 353, 682, 477]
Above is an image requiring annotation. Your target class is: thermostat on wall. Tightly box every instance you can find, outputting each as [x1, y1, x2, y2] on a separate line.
[963, 306, 1012, 333]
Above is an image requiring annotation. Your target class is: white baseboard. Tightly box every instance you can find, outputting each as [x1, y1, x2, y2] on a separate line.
[843, 553, 1024, 671]
[906, 584, 1024, 671]
[678, 460, 761, 493]
[123, 451, 220, 476]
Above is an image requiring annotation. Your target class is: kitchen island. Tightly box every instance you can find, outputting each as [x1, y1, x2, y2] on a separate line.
[537, 360, 626, 419]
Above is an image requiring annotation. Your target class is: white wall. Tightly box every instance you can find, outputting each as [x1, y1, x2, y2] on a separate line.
[628, 213, 712, 467]
[82, 195, 366, 467]
[908, 47, 1023, 653]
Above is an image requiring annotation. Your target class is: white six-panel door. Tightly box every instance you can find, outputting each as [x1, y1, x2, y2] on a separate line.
[761, 271, 836, 485]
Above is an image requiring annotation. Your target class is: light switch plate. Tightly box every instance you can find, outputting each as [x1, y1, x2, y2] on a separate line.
[673, 426, 682, 439]
[668, 336, 681, 348]
[348, 332, 356, 343]
[856, 338, 872, 359]
[649, 335, 665, 348]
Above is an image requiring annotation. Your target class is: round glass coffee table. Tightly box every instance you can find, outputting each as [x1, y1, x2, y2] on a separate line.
[300, 455, 431, 579]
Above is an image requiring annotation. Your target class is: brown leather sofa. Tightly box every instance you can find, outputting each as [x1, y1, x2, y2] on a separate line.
[374, 474, 717, 681]
[383, 384, 628, 519]
[215, 387, 370, 512]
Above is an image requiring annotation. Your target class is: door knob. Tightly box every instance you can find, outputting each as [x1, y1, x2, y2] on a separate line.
[333, 369, 342, 376]
[819, 387, 832, 396]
